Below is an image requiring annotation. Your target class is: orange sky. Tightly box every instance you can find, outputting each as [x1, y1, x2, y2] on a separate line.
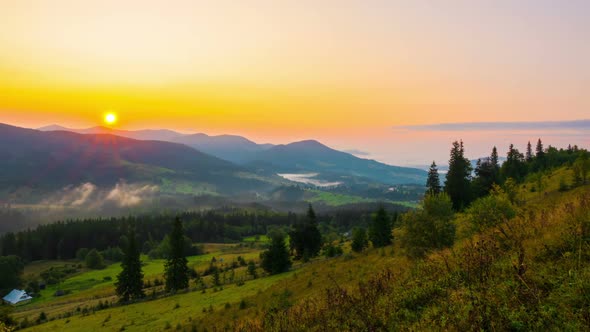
[1, 1, 588, 164]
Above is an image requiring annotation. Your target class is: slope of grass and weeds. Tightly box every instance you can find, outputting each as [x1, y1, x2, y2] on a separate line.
[11, 166, 590, 332]
[217, 167, 590, 331]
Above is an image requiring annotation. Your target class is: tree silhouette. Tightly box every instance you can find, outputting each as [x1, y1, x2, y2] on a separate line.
[369, 206, 392, 248]
[164, 218, 190, 292]
[426, 161, 441, 194]
[116, 228, 144, 302]
[444, 140, 472, 210]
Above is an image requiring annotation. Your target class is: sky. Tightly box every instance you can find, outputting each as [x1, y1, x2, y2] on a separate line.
[1, 0, 588, 166]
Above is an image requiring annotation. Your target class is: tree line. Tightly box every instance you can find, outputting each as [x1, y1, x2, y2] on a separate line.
[428, 139, 589, 210]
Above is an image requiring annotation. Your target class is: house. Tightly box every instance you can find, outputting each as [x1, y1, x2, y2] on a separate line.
[2, 289, 32, 305]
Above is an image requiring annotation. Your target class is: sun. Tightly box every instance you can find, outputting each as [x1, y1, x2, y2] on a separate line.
[104, 112, 117, 125]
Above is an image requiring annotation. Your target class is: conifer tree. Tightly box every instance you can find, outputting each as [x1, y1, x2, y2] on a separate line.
[260, 232, 291, 275]
[526, 141, 533, 162]
[368, 206, 392, 248]
[535, 138, 544, 157]
[116, 228, 144, 302]
[444, 140, 472, 210]
[534, 138, 546, 171]
[472, 157, 497, 198]
[351, 227, 368, 252]
[164, 217, 190, 292]
[289, 205, 322, 260]
[426, 161, 441, 194]
[501, 143, 526, 182]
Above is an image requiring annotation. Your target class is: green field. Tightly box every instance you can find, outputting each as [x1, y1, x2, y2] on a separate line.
[308, 189, 419, 208]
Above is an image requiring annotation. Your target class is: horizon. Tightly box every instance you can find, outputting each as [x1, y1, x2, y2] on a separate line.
[2, 119, 588, 168]
[1, 0, 589, 164]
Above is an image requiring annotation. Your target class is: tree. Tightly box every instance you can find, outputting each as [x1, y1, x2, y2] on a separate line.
[501, 144, 526, 182]
[289, 205, 322, 260]
[572, 154, 590, 186]
[247, 261, 257, 279]
[85, 249, 105, 269]
[426, 161, 441, 194]
[535, 138, 544, 158]
[116, 228, 144, 302]
[164, 217, 190, 292]
[0, 256, 24, 293]
[260, 232, 291, 275]
[75, 248, 89, 261]
[400, 193, 455, 258]
[444, 140, 472, 210]
[368, 206, 392, 248]
[525, 141, 533, 162]
[351, 227, 368, 252]
[533, 138, 546, 171]
[464, 186, 516, 233]
[472, 157, 497, 198]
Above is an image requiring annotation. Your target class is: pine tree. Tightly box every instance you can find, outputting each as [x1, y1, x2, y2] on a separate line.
[472, 157, 497, 198]
[534, 138, 546, 171]
[535, 138, 544, 157]
[116, 228, 144, 302]
[426, 161, 441, 194]
[351, 227, 368, 252]
[525, 141, 533, 162]
[260, 232, 291, 275]
[368, 206, 392, 248]
[501, 143, 526, 182]
[164, 217, 190, 292]
[444, 140, 472, 210]
[289, 205, 322, 260]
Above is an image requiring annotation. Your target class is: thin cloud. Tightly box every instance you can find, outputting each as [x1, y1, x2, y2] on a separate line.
[394, 119, 590, 132]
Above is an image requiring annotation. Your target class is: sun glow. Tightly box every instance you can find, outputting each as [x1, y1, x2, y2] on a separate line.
[104, 113, 117, 125]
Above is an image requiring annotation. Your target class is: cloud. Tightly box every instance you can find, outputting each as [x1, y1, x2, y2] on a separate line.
[42, 181, 159, 209]
[106, 182, 159, 207]
[394, 119, 590, 132]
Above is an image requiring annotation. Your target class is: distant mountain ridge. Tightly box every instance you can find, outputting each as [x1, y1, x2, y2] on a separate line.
[2, 123, 278, 201]
[37, 124, 427, 185]
[243, 140, 427, 185]
[38, 125, 274, 163]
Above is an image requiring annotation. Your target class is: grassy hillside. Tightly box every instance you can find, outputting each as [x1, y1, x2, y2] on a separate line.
[11, 166, 590, 331]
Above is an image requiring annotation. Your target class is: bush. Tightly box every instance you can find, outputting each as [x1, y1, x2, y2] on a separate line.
[76, 248, 90, 261]
[322, 243, 343, 258]
[463, 186, 516, 234]
[400, 193, 455, 258]
[85, 249, 106, 269]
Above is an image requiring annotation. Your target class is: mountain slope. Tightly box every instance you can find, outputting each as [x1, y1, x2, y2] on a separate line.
[0, 124, 277, 200]
[37, 125, 426, 185]
[38, 125, 274, 163]
[171, 133, 273, 163]
[245, 140, 427, 185]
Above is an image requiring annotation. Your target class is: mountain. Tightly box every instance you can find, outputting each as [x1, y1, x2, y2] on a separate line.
[38, 125, 274, 163]
[1, 123, 278, 201]
[38, 125, 427, 185]
[38, 125, 184, 142]
[171, 133, 273, 164]
[244, 140, 427, 185]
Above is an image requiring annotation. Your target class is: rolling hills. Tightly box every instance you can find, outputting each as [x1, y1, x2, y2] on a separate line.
[0, 123, 279, 201]
[38, 125, 427, 186]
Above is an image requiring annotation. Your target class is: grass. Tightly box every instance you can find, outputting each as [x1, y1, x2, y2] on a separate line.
[18, 166, 588, 331]
[242, 235, 270, 243]
[23, 272, 294, 332]
[308, 189, 419, 208]
[14, 244, 262, 325]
